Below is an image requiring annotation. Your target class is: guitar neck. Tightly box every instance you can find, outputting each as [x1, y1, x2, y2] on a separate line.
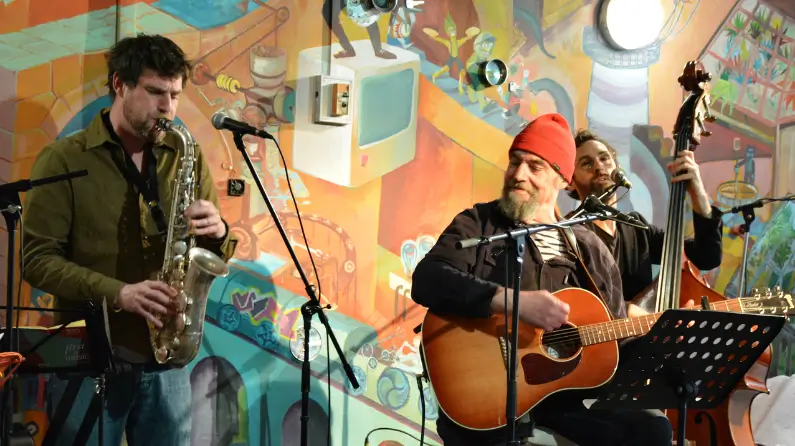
[579, 298, 758, 347]
[579, 313, 661, 346]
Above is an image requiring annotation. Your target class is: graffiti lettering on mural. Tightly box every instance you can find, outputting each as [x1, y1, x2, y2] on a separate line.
[230, 288, 299, 339]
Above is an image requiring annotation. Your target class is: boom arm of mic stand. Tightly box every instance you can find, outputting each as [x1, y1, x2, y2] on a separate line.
[568, 184, 620, 220]
[230, 132, 359, 445]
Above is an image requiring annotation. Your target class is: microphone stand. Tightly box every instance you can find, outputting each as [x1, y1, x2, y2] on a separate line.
[724, 193, 795, 297]
[456, 212, 611, 445]
[229, 132, 359, 446]
[0, 169, 88, 446]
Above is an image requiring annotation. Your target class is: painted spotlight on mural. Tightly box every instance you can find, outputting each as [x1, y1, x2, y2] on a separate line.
[345, 0, 399, 27]
[290, 326, 324, 362]
[479, 59, 507, 87]
[597, 0, 664, 51]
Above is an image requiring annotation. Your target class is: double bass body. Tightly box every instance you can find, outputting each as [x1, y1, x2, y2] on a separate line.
[632, 260, 769, 446]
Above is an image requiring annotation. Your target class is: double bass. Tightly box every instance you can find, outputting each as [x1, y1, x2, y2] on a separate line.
[631, 61, 768, 446]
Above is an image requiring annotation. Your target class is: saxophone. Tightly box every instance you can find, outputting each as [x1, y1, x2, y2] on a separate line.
[149, 117, 230, 367]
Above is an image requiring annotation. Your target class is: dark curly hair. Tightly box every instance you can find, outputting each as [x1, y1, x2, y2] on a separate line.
[567, 129, 620, 200]
[105, 34, 192, 100]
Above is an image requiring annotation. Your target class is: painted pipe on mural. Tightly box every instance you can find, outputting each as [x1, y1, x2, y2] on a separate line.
[513, 2, 555, 59]
[526, 78, 574, 135]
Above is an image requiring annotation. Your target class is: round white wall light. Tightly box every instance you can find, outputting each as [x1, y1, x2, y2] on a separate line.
[598, 0, 665, 51]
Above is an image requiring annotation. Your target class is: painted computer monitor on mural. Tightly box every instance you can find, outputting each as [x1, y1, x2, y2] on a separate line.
[292, 40, 420, 188]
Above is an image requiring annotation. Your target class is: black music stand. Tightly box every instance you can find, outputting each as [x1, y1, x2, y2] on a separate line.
[590, 309, 785, 446]
[39, 300, 114, 446]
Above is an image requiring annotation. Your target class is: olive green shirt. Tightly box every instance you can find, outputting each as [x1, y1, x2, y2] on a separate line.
[22, 109, 237, 363]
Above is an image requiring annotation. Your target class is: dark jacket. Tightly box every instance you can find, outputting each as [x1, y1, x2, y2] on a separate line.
[411, 200, 627, 444]
[580, 207, 723, 302]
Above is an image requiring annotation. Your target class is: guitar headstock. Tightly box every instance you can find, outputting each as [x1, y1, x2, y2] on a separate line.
[742, 286, 795, 316]
[673, 60, 716, 154]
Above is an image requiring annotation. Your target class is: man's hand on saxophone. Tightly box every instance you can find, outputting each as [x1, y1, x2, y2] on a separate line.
[185, 199, 226, 239]
[117, 280, 178, 328]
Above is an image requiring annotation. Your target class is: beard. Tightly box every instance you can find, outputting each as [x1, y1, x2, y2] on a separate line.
[498, 185, 539, 223]
[589, 176, 615, 201]
[122, 98, 165, 143]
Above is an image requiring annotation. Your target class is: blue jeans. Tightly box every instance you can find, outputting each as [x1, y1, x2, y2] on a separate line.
[46, 367, 191, 446]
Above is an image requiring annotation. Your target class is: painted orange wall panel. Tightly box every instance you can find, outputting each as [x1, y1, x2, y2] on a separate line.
[378, 118, 475, 257]
[0, 0, 30, 34]
[16, 64, 52, 102]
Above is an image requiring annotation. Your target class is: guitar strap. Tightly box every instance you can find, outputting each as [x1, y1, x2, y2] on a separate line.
[559, 227, 606, 304]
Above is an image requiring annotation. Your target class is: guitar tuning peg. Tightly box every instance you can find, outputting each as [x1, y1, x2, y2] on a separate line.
[701, 130, 712, 137]
[773, 285, 781, 294]
[751, 288, 759, 296]
[762, 287, 771, 294]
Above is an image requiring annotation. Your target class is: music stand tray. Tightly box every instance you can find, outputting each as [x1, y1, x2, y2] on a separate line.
[590, 309, 785, 446]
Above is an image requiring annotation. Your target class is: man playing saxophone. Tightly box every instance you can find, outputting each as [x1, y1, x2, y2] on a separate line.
[21, 34, 237, 445]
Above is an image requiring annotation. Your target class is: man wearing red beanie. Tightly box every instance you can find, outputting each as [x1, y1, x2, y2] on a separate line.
[411, 114, 673, 445]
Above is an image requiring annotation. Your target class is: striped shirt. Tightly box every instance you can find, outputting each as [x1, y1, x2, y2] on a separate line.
[530, 229, 574, 262]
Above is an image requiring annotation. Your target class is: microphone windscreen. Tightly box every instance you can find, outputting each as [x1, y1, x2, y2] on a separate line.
[211, 111, 227, 130]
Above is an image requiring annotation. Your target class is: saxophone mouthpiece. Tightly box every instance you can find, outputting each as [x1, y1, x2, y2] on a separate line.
[155, 117, 174, 131]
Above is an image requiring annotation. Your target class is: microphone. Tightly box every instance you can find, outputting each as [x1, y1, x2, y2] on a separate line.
[581, 195, 646, 228]
[611, 169, 632, 189]
[211, 111, 274, 140]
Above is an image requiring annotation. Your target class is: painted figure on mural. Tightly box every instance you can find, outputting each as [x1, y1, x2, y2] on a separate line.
[387, 1, 423, 49]
[411, 114, 674, 446]
[423, 13, 480, 95]
[21, 34, 237, 445]
[499, 58, 532, 134]
[734, 145, 757, 185]
[463, 32, 498, 112]
[322, 0, 397, 59]
[565, 129, 723, 314]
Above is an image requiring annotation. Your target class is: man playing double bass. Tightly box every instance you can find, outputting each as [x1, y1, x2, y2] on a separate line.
[411, 114, 674, 445]
[566, 129, 723, 316]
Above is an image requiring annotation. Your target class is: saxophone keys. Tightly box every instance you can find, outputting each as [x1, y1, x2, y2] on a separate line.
[173, 241, 188, 256]
[155, 346, 170, 363]
[174, 313, 187, 332]
[175, 290, 188, 311]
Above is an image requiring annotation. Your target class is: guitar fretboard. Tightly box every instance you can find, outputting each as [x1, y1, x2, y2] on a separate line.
[579, 313, 661, 346]
[576, 297, 761, 346]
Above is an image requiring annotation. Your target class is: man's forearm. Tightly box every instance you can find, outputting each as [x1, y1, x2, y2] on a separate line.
[412, 259, 499, 318]
[690, 190, 713, 219]
[23, 254, 126, 307]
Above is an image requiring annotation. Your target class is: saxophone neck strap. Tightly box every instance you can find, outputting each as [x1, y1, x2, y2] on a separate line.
[101, 111, 168, 234]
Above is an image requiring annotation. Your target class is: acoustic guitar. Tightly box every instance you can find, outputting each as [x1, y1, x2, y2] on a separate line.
[420, 287, 793, 431]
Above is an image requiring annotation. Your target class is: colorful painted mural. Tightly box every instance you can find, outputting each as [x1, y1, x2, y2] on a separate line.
[0, 0, 794, 444]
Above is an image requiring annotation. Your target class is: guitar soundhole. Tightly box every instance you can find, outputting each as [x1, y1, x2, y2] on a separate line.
[540, 323, 582, 359]
[522, 323, 583, 385]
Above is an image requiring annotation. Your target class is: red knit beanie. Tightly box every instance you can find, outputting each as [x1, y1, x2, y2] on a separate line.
[510, 113, 575, 183]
